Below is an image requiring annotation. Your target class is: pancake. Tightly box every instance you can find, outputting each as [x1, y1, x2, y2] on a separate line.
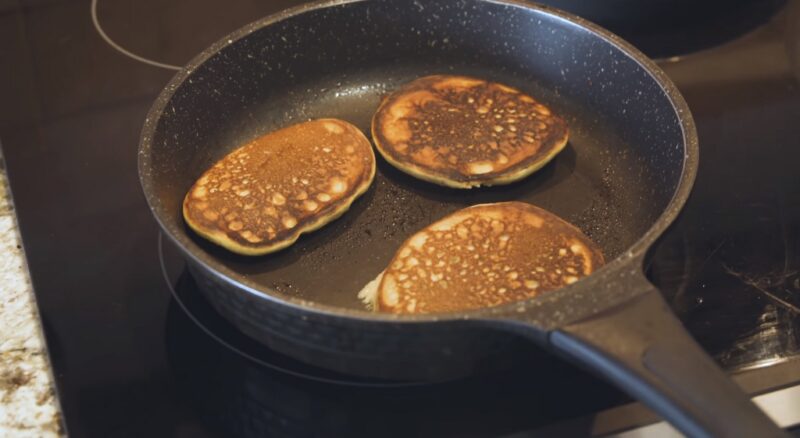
[371, 75, 568, 188]
[183, 119, 375, 256]
[375, 202, 603, 314]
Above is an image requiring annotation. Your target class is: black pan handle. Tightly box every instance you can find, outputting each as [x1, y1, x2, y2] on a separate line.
[549, 285, 786, 438]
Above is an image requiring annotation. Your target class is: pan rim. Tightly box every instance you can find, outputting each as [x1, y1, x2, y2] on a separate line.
[138, 0, 699, 324]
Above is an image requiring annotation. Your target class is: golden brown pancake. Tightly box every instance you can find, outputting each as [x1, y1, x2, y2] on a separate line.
[183, 119, 375, 256]
[376, 202, 603, 314]
[371, 75, 568, 188]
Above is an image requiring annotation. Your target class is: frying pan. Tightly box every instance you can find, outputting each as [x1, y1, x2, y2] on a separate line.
[138, 0, 785, 436]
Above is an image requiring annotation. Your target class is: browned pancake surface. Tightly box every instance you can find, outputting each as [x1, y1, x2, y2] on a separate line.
[371, 75, 568, 188]
[377, 202, 603, 314]
[183, 119, 375, 255]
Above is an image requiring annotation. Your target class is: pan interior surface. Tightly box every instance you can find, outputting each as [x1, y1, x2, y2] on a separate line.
[142, 0, 687, 312]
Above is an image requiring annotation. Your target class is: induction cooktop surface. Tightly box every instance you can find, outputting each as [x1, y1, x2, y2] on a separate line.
[2, 0, 800, 436]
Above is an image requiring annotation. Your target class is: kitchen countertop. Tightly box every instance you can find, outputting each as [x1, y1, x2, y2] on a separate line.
[0, 158, 63, 437]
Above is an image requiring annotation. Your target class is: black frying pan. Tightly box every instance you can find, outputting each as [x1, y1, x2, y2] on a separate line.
[138, 1, 785, 436]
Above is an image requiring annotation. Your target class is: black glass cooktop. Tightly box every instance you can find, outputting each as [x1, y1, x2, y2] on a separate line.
[2, 0, 800, 436]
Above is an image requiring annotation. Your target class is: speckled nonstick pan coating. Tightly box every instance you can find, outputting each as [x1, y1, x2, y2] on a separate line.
[138, 1, 785, 436]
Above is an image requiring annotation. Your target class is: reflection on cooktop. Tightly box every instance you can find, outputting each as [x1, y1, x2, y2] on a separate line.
[650, 234, 800, 372]
[159, 233, 426, 387]
[158, 224, 632, 436]
[539, 0, 787, 58]
[649, 162, 800, 371]
[90, 0, 306, 71]
[91, 0, 181, 70]
[164, 273, 630, 438]
[91, 0, 789, 73]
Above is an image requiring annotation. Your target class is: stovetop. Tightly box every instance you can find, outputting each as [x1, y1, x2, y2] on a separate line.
[2, 0, 800, 436]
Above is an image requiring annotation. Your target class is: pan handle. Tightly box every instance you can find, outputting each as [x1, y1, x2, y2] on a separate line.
[548, 286, 787, 438]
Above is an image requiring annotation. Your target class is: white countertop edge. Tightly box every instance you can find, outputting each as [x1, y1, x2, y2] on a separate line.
[0, 162, 64, 437]
[607, 383, 800, 437]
